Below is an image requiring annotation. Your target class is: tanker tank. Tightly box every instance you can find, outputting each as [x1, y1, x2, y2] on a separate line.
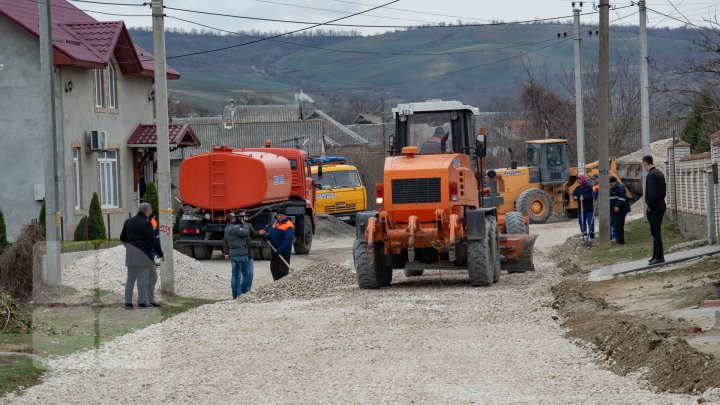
[179, 148, 293, 211]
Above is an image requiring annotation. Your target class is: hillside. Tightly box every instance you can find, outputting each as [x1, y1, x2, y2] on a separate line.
[128, 24, 704, 113]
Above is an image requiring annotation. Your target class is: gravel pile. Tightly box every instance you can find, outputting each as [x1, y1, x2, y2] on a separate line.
[314, 214, 355, 239]
[238, 261, 355, 303]
[617, 138, 672, 175]
[62, 246, 227, 299]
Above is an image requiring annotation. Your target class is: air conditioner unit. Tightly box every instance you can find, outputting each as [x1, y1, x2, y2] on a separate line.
[88, 130, 108, 151]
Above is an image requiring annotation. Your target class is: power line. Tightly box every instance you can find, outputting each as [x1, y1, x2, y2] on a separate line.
[167, 15, 562, 57]
[322, 0, 494, 23]
[249, 0, 437, 24]
[25, 0, 149, 16]
[165, 0, 400, 59]
[67, 0, 146, 6]
[646, 6, 713, 29]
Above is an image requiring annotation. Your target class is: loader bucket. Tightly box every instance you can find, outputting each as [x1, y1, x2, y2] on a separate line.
[499, 234, 538, 273]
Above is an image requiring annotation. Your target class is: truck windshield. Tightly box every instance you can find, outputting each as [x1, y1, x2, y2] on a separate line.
[311, 170, 362, 190]
[406, 112, 453, 154]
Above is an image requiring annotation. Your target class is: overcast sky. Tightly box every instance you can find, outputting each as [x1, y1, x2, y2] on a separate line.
[80, 0, 720, 35]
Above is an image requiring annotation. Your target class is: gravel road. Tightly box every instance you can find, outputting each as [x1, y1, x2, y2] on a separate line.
[5, 221, 716, 404]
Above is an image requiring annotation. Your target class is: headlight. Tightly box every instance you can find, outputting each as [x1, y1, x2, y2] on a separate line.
[204, 213, 211, 220]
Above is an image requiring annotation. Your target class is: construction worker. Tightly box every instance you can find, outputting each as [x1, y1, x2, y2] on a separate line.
[421, 126, 449, 154]
[609, 176, 630, 245]
[591, 173, 616, 241]
[147, 214, 161, 307]
[572, 174, 595, 240]
[259, 208, 295, 281]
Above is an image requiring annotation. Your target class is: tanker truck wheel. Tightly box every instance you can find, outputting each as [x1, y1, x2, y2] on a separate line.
[487, 216, 501, 283]
[404, 269, 424, 277]
[504, 211, 527, 235]
[191, 246, 213, 261]
[516, 189, 552, 224]
[354, 239, 387, 289]
[293, 215, 313, 255]
[467, 227, 493, 287]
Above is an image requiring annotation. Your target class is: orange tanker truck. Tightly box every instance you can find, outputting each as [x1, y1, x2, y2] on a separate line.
[354, 100, 537, 288]
[176, 145, 316, 260]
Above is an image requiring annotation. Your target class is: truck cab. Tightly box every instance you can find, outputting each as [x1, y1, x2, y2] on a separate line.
[310, 156, 366, 223]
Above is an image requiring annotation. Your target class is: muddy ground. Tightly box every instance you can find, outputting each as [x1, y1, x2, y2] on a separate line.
[550, 235, 720, 395]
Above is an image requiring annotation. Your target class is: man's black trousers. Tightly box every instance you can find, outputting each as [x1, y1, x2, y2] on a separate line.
[647, 204, 666, 261]
[270, 253, 291, 281]
[614, 211, 627, 244]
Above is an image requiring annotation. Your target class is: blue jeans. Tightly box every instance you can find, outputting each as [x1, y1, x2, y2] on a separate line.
[230, 255, 253, 298]
[578, 211, 595, 239]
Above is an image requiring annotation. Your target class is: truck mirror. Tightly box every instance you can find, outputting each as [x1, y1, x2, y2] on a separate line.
[476, 134, 487, 158]
[317, 164, 323, 179]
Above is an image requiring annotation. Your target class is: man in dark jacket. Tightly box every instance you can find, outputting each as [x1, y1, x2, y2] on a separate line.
[609, 176, 631, 244]
[222, 210, 257, 298]
[572, 174, 595, 239]
[643, 155, 667, 264]
[120, 203, 163, 309]
[260, 208, 294, 281]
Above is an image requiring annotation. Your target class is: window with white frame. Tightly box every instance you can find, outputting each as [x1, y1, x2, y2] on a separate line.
[94, 69, 105, 108]
[108, 63, 118, 109]
[98, 150, 119, 208]
[72, 148, 81, 210]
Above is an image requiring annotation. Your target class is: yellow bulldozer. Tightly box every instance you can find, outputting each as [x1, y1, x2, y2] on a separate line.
[489, 139, 642, 223]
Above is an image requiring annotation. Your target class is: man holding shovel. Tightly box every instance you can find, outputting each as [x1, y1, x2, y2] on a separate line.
[259, 208, 294, 281]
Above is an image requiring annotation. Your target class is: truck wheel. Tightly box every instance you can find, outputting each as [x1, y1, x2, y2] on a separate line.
[516, 189, 552, 224]
[467, 237, 493, 287]
[504, 211, 527, 235]
[354, 239, 384, 289]
[293, 215, 313, 255]
[378, 251, 393, 287]
[191, 246, 213, 260]
[404, 269, 424, 277]
[487, 216, 501, 283]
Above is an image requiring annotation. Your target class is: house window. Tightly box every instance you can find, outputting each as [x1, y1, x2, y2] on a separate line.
[108, 63, 118, 109]
[94, 69, 105, 108]
[72, 148, 81, 210]
[98, 150, 119, 208]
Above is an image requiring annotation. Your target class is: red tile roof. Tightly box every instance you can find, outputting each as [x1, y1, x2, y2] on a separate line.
[0, 0, 178, 78]
[127, 124, 200, 147]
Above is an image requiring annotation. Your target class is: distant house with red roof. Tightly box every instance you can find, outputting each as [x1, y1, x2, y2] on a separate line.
[0, 0, 199, 240]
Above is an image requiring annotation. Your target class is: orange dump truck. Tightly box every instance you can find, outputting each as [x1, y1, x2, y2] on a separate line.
[354, 100, 537, 288]
[176, 145, 316, 260]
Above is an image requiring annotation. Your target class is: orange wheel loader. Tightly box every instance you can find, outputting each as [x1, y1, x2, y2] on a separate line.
[353, 100, 538, 289]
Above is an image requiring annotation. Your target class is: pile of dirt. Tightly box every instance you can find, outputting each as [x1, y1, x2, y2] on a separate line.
[549, 236, 593, 275]
[552, 279, 720, 394]
[314, 214, 355, 239]
[238, 261, 355, 303]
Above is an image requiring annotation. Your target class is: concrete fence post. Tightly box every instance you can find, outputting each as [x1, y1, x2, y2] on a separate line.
[708, 170, 717, 244]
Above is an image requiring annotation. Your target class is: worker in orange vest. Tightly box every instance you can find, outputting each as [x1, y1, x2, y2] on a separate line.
[259, 207, 294, 281]
[148, 215, 161, 307]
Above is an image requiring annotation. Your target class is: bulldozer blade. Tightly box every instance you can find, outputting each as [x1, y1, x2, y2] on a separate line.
[500, 234, 538, 273]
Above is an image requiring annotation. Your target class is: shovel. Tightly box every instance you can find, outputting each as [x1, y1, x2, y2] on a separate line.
[265, 240, 294, 274]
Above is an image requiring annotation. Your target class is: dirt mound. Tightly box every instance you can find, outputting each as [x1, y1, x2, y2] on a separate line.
[314, 214, 355, 239]
[553, 279, 720, 394]
[238, 261, 355, 303]
[549, 236, 592, 275]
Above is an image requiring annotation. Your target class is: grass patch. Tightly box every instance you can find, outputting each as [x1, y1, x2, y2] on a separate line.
[583, 217, 686, 267]
[0, 295, 215, 394]
[61, 239, 122, 254]
[618, 257, 720, 282]
[0, 355, 45, 396]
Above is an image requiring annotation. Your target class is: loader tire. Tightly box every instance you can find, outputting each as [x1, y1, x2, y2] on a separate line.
[487, 216, 501, 283]
[504, 211, 527, 235]
[404, 269, 424, 277]
[467, 234, 493, 287]
[354, 239, 392, 288]
[293, 215, 313, 255]
[516, 189, 552, 224]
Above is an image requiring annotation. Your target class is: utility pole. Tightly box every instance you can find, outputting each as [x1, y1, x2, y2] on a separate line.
[152, 0, 175, 294]
[573, 3, 586, 174]
[39, 0, 61, 287]
[639, 0, 651, 209]
[597, 0, 611, 248]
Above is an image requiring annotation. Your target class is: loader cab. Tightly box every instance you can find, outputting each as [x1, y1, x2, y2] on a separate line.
[525, 140, 570, 185]
[392, 100, 480, 159]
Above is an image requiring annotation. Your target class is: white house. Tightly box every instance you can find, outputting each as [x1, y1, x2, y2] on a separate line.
[0, 0, 199, 240]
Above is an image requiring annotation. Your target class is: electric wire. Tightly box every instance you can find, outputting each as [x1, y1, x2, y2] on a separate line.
[249, 0, 437, 24]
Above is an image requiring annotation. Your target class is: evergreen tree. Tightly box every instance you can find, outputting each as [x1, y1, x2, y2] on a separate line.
[143, 182, 159, 215]
[0, 208, 8, 252]
[87, 193, 106, 240]
[73, 216, 88, 242]
[38, 199, 46, 237]
[680, 89, 720, 153]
